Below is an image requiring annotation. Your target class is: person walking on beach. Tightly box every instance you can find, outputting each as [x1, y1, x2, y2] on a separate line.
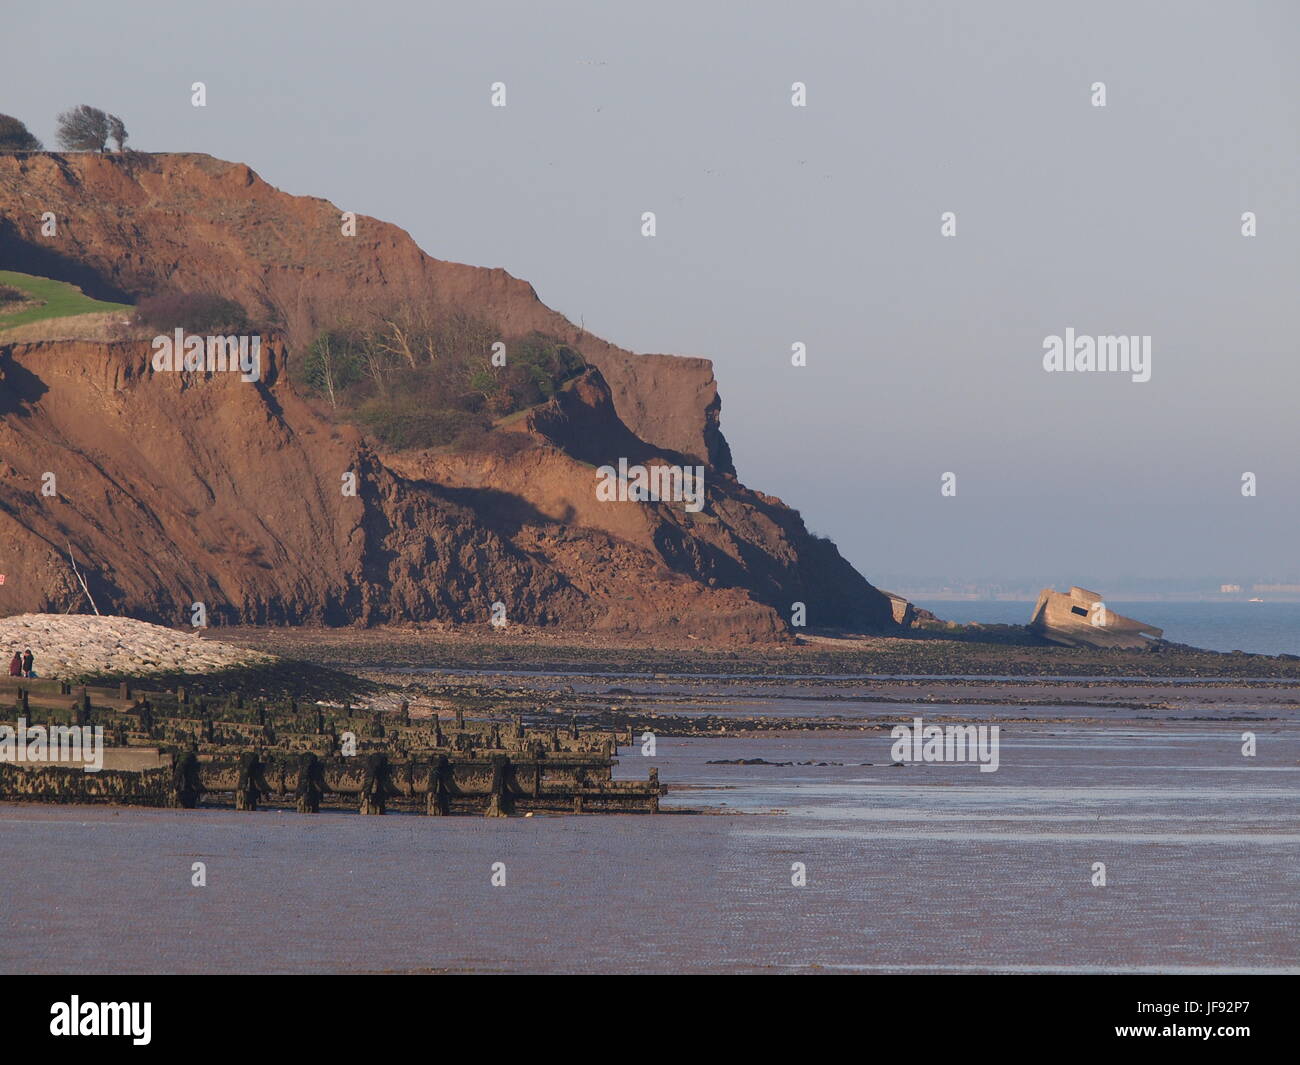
[7, 650, 20, 677]
[21, 648, 34, 678]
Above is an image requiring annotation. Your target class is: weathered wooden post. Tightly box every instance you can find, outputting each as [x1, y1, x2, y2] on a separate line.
[177, 685, 188, 706]
[454, 707, 464, 729]
[235, 751, 262, 811]
[119, 681, 131, 701]
[648, 768, 660, 813]
[530, 755, 542, 800]
[573, 766, 586, 813]
[359, 753, 388, 815]
[170, 750, 202, 809]
[399, 699, 410, 726]
[484, 754, 513, 817]
[295, 753, 323, 813]
[426, 754, 452, 816]
[19, 688, 28, 716]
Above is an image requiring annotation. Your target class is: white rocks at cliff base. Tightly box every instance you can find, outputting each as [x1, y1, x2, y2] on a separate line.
[0, 614, 276, 678]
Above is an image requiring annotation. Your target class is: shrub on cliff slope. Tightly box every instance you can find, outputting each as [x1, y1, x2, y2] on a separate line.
[134, 291, 250, 333]
[295, 311, 585, 451]
[354, 400, 481, 450]
[483, 332, 586, 413]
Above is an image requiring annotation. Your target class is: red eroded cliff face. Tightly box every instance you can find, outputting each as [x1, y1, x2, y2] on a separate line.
[0, 151, 732, 472]
[0, 151, 893, 638]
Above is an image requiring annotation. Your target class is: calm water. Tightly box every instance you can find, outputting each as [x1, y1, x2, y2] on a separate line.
[2, 704, 1296, 974]
[916, 599, 1300, 656]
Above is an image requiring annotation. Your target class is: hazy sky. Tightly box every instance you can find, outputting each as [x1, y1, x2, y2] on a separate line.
[7, 0, 1298, 588]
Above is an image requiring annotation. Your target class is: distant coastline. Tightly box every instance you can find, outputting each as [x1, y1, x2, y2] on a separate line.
[900, 593, 1300, 603]
[912, 599, 1300, 657]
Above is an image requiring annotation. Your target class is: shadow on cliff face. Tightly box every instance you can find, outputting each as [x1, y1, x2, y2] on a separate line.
[0, 222, 134, 305]
[526, 369, 689, 470]
[0, 352, 50, 416]
[430, 483, 576, 534]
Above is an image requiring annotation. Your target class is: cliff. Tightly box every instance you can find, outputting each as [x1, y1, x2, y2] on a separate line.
[0, 151, 892, 639]
[0, 151, 731, 470]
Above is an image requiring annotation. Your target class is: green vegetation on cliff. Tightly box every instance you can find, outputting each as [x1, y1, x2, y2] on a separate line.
[294, 310, 586, 450]
[0, 270, 130, 330]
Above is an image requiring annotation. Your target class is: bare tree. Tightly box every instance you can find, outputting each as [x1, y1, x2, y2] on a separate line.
[65, 542, 102, 616]
[377, 315, 419, 370]
[312, 333, 343, 408]
[356, 330, 394, 397]
[56, 105, 110, 152]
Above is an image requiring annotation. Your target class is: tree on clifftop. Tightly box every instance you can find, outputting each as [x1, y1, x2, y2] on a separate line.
[0, 114, 42, 151]
[56, 105, 110, 151]
[107, 113, 128, 152]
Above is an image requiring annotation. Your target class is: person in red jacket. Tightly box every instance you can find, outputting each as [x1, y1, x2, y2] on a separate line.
[7, 651, 20, 677]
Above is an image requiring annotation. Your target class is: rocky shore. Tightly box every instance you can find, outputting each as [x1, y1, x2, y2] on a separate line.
[217, 623, 1300, 680]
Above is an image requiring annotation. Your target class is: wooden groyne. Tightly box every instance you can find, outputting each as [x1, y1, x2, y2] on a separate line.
[0, 676, 662, 816]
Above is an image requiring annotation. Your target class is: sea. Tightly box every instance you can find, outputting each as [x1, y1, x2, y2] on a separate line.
[2, 600, 1295, 974]
[915, 600, 1300, 657]
[3, 698, 1296, 974]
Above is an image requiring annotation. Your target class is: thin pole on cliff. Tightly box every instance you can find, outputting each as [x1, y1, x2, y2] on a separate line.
[65, 541, 101, 616]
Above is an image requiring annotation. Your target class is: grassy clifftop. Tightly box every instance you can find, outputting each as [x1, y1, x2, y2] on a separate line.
[0, 270, 130, 333]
